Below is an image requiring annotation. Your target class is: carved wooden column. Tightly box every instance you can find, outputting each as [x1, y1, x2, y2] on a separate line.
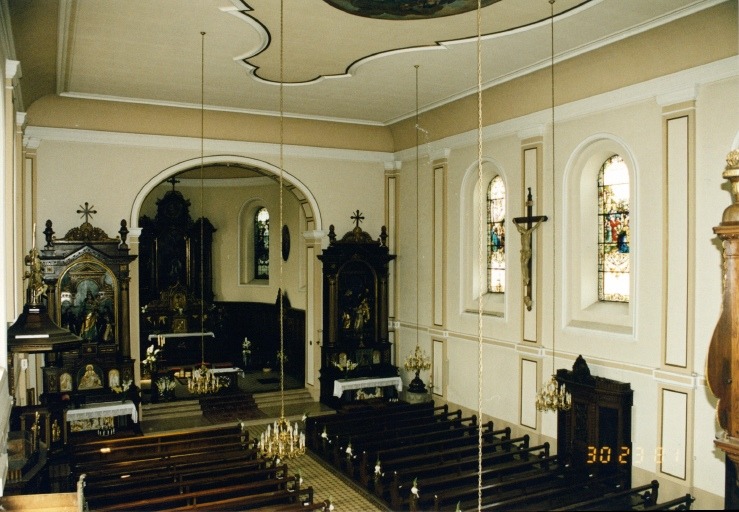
[707, 149, 739, 508]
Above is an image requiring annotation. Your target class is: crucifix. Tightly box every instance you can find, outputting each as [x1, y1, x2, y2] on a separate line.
[512, 188, 548, 311]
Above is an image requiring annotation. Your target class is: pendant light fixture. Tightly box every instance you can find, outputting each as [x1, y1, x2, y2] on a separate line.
[187, 30, 221, 395]
[258, 0, 305, 459]
[535, 0, 571, 413]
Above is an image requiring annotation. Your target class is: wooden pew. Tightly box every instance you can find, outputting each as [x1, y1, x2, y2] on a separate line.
[326, 412, 474, 465]
[83, 456, 269, 498]
[161, 486, 317, 511]
[73, 430, 249, 466]
[470, 471, 623, 511]
[317, 408, 464, 458]
[355, 424, 512, 485]
[250, 499, 332, 512]
[414, 459, 566, 511]
[377, 442, 550, 504]
[306, 401, 441, 446]
[86, 463, 288, 509]
[71, 423, 245, 458]
[76, 446, 260, 484]
[349, 422, 508, 480]
[552, 479, 659, 511]
[93, 474, 302, 511]
[642, 493, 695, 510]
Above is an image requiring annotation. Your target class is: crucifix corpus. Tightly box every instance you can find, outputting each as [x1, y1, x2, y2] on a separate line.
[512, 188, 548, 311]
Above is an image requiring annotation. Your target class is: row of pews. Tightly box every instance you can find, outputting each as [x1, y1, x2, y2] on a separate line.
[305, 400, 695, 511]
[68, 423, 330, 511]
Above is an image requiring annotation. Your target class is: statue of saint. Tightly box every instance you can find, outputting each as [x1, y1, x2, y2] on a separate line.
[353, 297, 370, 334]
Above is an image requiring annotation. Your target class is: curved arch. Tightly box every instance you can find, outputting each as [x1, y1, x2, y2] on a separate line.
[562, 133, 637, 335]
[129, 154, 321, 232]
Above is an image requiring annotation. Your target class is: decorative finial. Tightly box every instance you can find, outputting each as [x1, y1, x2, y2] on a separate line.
[350, 210, 365, 230]
[76, 202, 97, 224]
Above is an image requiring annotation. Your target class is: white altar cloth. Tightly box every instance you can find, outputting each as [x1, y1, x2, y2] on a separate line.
[333, 376, 403, 398]
[66, 401, 138, 424]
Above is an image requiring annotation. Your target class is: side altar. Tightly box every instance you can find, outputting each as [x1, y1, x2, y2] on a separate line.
[317, 213, 398, 407]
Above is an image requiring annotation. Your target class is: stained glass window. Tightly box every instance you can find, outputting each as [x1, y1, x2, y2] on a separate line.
[598, 155, 629, 302]
[487, 176, 506, 293]
[254, 207, 270, 280]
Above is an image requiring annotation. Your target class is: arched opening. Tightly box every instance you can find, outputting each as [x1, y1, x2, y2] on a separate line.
[130, 156, 322, 403]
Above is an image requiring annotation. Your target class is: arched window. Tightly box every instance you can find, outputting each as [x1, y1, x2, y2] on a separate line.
[598, 155, 629, 302]
[254, 207, 270, 280]
[487, 175, 506, 293]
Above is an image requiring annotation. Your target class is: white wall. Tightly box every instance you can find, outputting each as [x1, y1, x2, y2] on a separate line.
[393, 61, 738, 507]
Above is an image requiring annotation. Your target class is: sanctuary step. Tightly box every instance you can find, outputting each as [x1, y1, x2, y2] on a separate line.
[141, 399, 202, 422]
[253, 388, 315, 409]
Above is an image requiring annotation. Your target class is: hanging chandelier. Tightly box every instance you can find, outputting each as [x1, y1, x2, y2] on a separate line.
[535, 374, 571, 412]
[258, 0, 305, 459]
[534, 0, 570, 413]
[186, 30, 220, 396]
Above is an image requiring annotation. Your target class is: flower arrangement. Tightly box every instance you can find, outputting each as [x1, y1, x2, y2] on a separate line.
[242, 338, 252, 367]
[111, 379, 132, 394]
[156, 376, 176, 395]
[143, 344, 160, 374]
[404, 345, 431, 373]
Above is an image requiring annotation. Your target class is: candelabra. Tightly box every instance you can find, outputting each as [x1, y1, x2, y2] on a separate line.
[187, 363, 221, 394]
[535, 374, 571, 412]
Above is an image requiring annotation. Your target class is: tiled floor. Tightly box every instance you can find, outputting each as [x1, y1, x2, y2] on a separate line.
[141, 372, 390, 512]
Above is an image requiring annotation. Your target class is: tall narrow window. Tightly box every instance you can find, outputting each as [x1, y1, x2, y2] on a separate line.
[487, 175, 506, 293]
[254, 207, 270, 280]
[598, 155, 630, 302]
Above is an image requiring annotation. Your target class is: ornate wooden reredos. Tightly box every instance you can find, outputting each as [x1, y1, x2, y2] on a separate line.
[40, 210, 136, 358]
[37, 210, 138, 406]
[138, 184, 216, 308]
[317, 212, 397, 405]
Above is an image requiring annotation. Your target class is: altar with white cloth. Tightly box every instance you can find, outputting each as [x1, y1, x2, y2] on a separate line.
[65, 400, 138, 440]
[333, 376, 403, 400]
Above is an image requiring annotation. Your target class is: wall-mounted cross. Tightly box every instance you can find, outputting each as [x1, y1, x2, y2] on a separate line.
[350, 210, 365, 229]
[166, 176, 180, 190]
[77, 202, 97, 224]
[512, 188, 548, 311]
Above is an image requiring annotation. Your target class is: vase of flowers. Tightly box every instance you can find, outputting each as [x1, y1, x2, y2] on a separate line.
[142, 343, 160, 377]
[242, 337, 252, 368]
[404, 345, 432, 393]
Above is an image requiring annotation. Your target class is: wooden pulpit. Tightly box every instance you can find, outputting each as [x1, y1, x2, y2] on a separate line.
[707, 149, 739, 509]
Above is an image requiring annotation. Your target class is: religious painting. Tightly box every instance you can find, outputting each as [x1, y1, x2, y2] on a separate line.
[59, 372, 73, 392]
[108, 369, 120, 389]
[77, 364, 104, 390]
[172, 316, 188, 333]
[58, 256, 118, 344]
[321, 0, 497, 20]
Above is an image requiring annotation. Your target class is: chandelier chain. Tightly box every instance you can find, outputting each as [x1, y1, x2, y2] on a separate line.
[476, 0, 484, 509]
